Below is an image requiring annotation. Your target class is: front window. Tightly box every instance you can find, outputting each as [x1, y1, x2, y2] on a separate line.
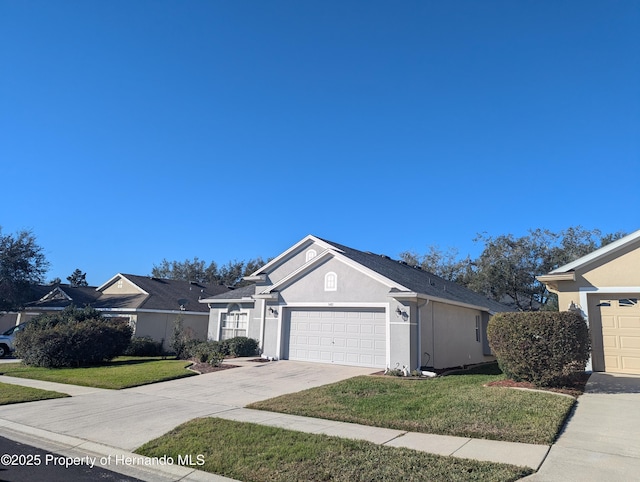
[221, 305, 247, 340]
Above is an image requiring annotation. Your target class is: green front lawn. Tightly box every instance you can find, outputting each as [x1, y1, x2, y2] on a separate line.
[0, 381, 69, 405]
[136, 418, 532, 482]
[0, 357, 197, 389]
[248, 368, 575, 445]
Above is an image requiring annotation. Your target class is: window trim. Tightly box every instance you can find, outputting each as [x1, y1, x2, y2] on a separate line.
[324, 272, 337, 291]
[219, 304, 248, 340]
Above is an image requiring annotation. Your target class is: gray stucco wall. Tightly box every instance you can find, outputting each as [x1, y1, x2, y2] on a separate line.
[277, 256, 391, 304]
[135, 312, 208, 350]
[262, 240, 319, 286]
[427, 302, 492, 369]
[262, 318, 279, 357]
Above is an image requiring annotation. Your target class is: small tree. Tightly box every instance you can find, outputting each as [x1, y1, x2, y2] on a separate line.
[170, 316, 196, 359]
[487, 311, 590, 387]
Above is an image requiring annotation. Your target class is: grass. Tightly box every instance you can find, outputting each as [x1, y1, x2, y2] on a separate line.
[248, 366, 575, 445]
[0, 381, 69, 405]
[0, 357, 197, 389]
[136, 417, 533, 482]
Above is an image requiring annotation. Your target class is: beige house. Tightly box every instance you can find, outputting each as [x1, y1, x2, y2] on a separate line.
[538, 229, 640, 374]
[201, 235, 512, 371]
[14, 274, 229, 349]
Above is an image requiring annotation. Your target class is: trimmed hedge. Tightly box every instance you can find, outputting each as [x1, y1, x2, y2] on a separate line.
[486, 311, 590, 387]
[15, 306, 133, 368]
[221, 336, 260, 357]
[123, 336, 164, 357]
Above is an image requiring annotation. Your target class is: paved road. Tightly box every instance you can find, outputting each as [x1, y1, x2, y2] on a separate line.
[0, 435, 142, 482]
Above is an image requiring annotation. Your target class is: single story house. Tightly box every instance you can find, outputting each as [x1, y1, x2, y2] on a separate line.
[14, 274, 229, 348]
[538, 229, 640, 375]
[200, 235, 512, 370]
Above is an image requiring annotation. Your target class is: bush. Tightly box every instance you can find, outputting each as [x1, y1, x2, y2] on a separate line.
[123, 336, 164, 357]
[220, 337, 260, 357]
[15, 306, 133, 368]
[486, 311, 591, 387]
[189, 340, 225, 366]
[170, 317, 197, 359]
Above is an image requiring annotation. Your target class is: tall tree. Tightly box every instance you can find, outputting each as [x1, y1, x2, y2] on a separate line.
[0, 228, 49, 310]
[404, 227, 625, 311]
[400, 246, 473, 284]
[67, 269, 88, 287]
[151, 256, 266, 287]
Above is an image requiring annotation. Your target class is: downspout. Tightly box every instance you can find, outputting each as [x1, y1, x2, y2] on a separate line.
[431, 301, 435, 368]
[416, 299, 429, 369]
[259, 298, 266, 352]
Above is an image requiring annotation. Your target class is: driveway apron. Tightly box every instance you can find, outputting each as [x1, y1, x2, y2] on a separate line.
[526, 372, 640, 481]
[0, 361, 374, 451]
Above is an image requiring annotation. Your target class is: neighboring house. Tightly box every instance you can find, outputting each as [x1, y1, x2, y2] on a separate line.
[200, 235, 512, 370]
[0, 285, 66, 333]
[537, 229, 640, 375]
[18, 274, 229, 348]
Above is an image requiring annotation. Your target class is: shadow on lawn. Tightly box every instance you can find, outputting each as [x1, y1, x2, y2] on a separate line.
[80, 357, 179, 369]
[440, 362, 503, 376]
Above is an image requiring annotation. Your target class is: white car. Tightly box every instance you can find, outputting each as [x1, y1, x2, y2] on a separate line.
[0, 323, 27, 358]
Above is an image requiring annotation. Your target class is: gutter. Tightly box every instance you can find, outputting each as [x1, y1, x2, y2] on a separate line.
[389, 291, 498, 314]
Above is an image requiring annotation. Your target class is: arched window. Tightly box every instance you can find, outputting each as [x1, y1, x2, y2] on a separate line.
[305, 249, 317, 262]
[324, 272, 337, 291]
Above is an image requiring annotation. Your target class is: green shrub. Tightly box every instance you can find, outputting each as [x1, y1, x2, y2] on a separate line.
[123, 336, 164, 356]
[170, 317, 191, 359]
[221, 336, 259, 357]
[486, 311, 590, 387]
[15, 306, 133, 368]
[189, 340, 225, 366]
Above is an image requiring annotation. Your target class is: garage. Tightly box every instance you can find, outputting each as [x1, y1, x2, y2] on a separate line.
[598, 297, 640, 374]
[286, 308, 387, 368]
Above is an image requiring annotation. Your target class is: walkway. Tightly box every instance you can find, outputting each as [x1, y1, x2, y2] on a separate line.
[525, 372, 640, 481]
[0, 359, 589, 480]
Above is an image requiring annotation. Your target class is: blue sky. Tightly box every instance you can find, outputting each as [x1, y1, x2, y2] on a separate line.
[1, 1, 638, 286]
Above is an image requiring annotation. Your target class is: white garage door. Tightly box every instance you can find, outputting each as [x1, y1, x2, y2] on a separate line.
[287, 308, 387, 368]
[599, 297, 640, 375]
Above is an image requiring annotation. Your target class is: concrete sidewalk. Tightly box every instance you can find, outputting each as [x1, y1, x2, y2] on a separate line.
[525, 372, 640, 481]
[213, 407, 549, 469]
[1, 360, 551, 480]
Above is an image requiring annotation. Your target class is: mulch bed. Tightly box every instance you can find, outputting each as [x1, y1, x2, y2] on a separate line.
[486, 372, 592, 397]
[188, 357, 273, 374]
[188, 362, 240, 374]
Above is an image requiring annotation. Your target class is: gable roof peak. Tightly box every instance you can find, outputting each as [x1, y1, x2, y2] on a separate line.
[549, 228, 640, 274]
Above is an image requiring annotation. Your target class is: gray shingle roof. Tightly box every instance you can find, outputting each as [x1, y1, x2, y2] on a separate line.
[321, 238, 513, 313]
[119, 275, 230, 312]
[26, 276, 230, 313]
[26, 285, 101, 308]
[201, 284, 256, 301]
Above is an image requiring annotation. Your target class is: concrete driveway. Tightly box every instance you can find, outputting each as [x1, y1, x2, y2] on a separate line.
[526, 372, 640, 481]
[0, 361, 374, 451]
